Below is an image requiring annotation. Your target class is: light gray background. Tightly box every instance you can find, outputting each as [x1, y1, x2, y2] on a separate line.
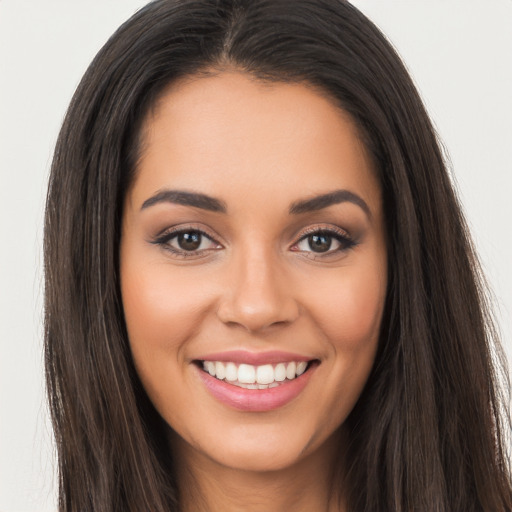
[1, 1, 511, 511]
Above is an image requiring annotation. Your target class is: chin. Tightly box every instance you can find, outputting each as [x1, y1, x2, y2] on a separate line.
[170, 415, 342, 476]
[211, 444, 306, 473]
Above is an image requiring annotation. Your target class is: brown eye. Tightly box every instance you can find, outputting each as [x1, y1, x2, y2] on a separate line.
[308, 233, 332, 253]
[152, 228, 220, 255]
[177, 231, 202, 251]
[293, 228, 355, 256]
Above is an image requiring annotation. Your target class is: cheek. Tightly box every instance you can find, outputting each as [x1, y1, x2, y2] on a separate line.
[298, 263, 386, 429]
[120, 259, 222, 416]
[304, 264, 386, 352]
[121, 261, 214, 353]
[120, 258, 217, 417]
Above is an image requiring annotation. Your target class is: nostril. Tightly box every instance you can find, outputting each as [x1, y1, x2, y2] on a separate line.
[216, 304, 300, 333]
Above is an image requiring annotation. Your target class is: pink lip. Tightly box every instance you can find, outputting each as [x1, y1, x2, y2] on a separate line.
[194, 361, 318, 412]
[196, 350, 312, 366]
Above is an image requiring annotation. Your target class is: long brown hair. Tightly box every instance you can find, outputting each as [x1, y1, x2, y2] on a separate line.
[44, 0, 512, 510]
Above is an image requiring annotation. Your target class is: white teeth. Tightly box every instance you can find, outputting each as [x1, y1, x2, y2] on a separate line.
[201, 360, 311, 386]
[205, 361, 216, 376]
[296, 361, 307, 376]
[225, 362, 238, 381]
[286, 362, 296, 380]
[256, 364, 274, 385]
[274, 363, 286, 382]
[215, 361, 226, 380]
[238, 364, 256, 384]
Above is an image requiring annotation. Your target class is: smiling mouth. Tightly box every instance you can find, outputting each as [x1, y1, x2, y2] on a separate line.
[197, 360, 315, 389]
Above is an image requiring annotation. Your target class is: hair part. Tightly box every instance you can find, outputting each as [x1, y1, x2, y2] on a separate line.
[44, 1, 512, 510]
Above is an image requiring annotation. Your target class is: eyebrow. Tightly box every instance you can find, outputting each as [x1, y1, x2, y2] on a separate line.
[141, 188, 371, 218]
[289, 189, 371, 218]
[141, 189, 227, 213]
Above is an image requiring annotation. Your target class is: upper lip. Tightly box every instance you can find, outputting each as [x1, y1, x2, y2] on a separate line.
[195, 350, 315, 366]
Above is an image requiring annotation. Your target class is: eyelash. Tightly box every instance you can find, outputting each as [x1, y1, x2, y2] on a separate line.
[151, 226, 221, 258]
[150, 225, 356, 259]
[291, 226, 356, 258]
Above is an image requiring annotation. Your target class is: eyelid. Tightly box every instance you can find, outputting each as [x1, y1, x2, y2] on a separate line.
[289, 224, 356, 256]
[150, 224, 223, 256]
[152, 223, 218, 242]
[292, 224, 352, 244]
[149, 222, 356, 259]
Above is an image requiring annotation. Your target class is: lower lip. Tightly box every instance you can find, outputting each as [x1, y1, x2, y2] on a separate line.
[195, 363, 317, 412]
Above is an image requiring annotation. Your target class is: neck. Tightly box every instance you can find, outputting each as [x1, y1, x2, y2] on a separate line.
[171, 429, 347, 512]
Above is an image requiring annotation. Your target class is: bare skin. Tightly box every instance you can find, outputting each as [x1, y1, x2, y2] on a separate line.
[173, 426, 346, 512]
[120, 71, 387, 511]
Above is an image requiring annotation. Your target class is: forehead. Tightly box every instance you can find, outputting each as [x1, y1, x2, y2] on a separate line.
[130, 72, 381, 216]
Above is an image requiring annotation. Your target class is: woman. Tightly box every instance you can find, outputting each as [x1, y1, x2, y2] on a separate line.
[44, 0, 512, 510]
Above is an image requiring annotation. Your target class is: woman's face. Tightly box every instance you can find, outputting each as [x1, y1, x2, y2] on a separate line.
[120, 72, 387, 472]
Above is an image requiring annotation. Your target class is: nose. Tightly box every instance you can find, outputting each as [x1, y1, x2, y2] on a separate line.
[216, 247, 300, 333]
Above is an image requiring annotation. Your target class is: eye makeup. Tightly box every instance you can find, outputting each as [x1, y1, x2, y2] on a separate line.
[290, 225, 357, 258]
[150, 224, 223, 259]
[149, 221, 357, 261]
